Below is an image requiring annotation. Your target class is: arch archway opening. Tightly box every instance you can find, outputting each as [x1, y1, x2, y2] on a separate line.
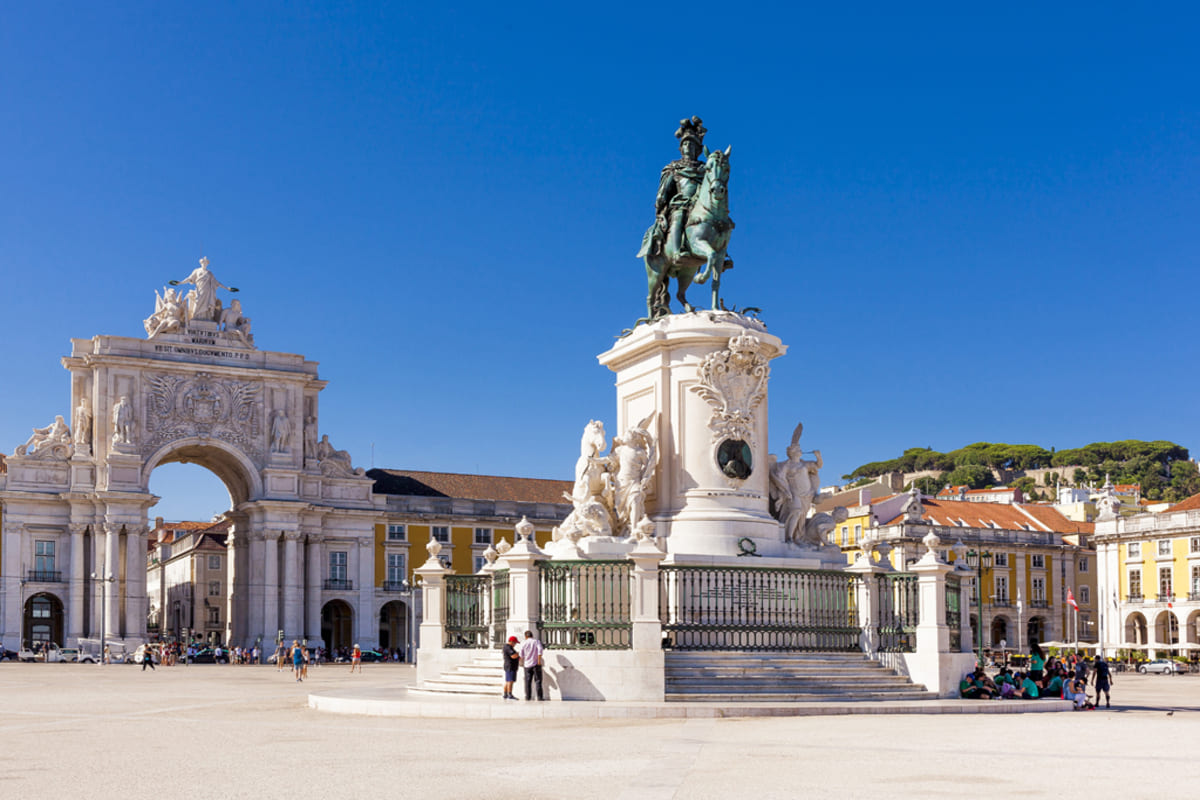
[1125, 612, 1148, 645]
[322, 600, 354, 656]
[379, 600, 410, 661]
[1027, 616, 1045, 646]
[990, 616, 1009, 649]
[24, 592, 64, 648]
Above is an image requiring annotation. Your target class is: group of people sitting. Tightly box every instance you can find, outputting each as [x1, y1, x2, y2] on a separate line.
[960, 645, 1113, 710]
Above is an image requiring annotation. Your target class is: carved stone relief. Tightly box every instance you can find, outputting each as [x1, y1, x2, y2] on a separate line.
[142, 371, 262, 461]
[689, 332, 770, 486]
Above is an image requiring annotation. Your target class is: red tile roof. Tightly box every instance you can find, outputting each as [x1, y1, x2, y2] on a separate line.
[881, 498, 1084, 534]
[368, 469, 572, 505]
[1167, 492, 1200, 513]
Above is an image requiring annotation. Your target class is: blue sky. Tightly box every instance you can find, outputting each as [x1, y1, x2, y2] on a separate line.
[2, 3, 1197, 521]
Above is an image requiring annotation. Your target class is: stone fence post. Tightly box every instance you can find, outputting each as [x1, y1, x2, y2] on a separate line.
[499, 517, 546, 640]
[414, 540, 449, 654]
[845, 556, 885, 656]
[627, 537, 666, 651]
[904, 531, 974, 696]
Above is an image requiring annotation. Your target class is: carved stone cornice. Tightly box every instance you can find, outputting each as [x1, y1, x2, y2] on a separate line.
[262, 530, 283, 542]
[283, 530, 304, 542]
[68, 524, 88, 537]
[305, 533, 325, 545]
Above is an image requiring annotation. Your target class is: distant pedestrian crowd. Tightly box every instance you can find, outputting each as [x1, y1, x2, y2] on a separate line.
[960, 644, 1113, 709]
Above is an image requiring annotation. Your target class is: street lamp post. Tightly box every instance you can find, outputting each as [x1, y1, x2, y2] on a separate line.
[966, 549, 993, 667]
[400, 579, 419, 665]
[90, 565, 115, 665]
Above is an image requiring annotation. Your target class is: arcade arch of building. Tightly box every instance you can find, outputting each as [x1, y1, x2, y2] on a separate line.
[0, 262, 383, 652]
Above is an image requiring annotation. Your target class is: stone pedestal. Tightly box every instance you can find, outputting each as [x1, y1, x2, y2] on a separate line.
[599, 313, 792, 559]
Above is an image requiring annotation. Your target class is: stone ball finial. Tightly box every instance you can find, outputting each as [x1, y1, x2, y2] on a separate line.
[495, 538, 512, 555]
[483, 544, 498, 565]
[922, 530, 940, 557]
[516, 516, 534, 542]
[426, 539, 443, 559]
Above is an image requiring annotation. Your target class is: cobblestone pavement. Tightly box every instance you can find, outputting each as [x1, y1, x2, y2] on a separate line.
[1, 662, 1197, 799]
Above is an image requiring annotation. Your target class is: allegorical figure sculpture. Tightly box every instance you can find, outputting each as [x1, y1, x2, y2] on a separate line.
[73, 397, 92, 451]
[270, 409, 291, 453]
[316, 434, 363, 475]
[112, 395, 135, 446]
[553, 420, 615, 542]
[144, 286, 186, 339]
[303, 415, 318, 461]
[553, 416, 659, 544]
[173, 256, 234, 323]
[220, 298, 253, 347]
[16, 415, 73, 458]
[768, 423, 823, 546]
[636, 116, 734, 321]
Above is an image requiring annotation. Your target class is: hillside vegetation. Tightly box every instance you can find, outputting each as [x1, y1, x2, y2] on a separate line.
[844, 440, 1199, 502]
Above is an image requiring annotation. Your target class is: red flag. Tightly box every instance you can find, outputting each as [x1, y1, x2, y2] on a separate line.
[1068, 589, 1079, 611]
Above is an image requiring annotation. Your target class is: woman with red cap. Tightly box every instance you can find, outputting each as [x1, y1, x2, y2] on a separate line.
[501, 636, 520, 700]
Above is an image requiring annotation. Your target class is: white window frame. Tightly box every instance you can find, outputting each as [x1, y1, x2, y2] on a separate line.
[1159, 566, 1173, 598]
[386, 524, 407, 541]
[207, 606, 220, 625]
[1080, 585, 1090, 604]
[1191, 564, 1200, 595]
[473, 555, 487, 573]
[993, 574, 1009, 604]
[431, 526, 450, 543]
[1031, 554, 1045, 569]
[208, 555, 221, 570]
[34, 540, 56, 574]
[1158, 539, 1172, 557]
[1129, 568, 1142, 599]
[1078, 557, 1089, 573]
[1032, 577, 1046, 604]
[993, 553, 1009, 568]
[329, 551, 348, 582]
[1128, 542, 1141, 558]
[386, 552, 406, 584]
[1191, 536, 1200, 554]
[474, 527, 493, 545]
[208, 581, 220, 597]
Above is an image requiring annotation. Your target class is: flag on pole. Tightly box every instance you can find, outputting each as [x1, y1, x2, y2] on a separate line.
[1068, 589, 1079, 611]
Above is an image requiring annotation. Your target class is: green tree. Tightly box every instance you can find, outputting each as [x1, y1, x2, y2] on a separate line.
[943, 464, 993, 490]
[1011, 477, 1037, 497]
[1167, 461, 1200, 503]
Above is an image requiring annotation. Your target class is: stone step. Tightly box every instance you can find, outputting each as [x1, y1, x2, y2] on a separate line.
[665, 690, 939, 703]
[666, 664, 897, 676]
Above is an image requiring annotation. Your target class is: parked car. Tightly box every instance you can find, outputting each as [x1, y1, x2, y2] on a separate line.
[1138, 659, 1184, 674]
[191, 647, 230, 664]
[19, 643, 66, 662]
[359, 649, 388, 663]
[0, 646, 17, 662]
[58, 647, 99, 663]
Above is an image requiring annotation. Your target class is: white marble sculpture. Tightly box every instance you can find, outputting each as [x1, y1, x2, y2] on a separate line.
[553, 416, 659, 543]
[73, 397, 92, 452]
[803, 505, 848, 550]
[316, 434, 363, 476]
[220, 298, 254, 347]
[15, 415, 73, 459]
[269, 409, 291, 454]
[177, 256, 231, 323]
[112, 395, 134, 446]
[303, 416, 318, 461]
[553, 420, 615, 542]
[144, 287, 186, 339]
[690, 332, 771, 486]
[768, 422, 823, 545]
[1095, 476, 1121, 520]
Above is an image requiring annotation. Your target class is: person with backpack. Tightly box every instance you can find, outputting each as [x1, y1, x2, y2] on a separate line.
[1093, 654, 1113, 708]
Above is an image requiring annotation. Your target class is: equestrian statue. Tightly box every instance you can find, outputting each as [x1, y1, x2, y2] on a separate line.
[636, 116, 735, 321]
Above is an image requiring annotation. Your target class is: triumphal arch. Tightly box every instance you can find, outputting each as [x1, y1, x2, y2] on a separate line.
[0, 259, 380, 651]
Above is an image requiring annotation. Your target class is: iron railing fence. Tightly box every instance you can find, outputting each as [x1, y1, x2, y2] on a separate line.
[26, 570, 63, 583]
[659, 565, 862, 651]
[491, 569, 510, 647]
[876, 573, 919, 652]
[445, 574, 492, 648]
[537, 561, 632, 649]
[946, 574, 963, 652]
[323, 579, 354, 591]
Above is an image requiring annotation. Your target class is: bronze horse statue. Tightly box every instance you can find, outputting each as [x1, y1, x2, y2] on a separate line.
[637, 146, 734, 320]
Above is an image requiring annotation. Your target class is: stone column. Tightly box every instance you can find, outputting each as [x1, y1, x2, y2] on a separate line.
[305, 533, 323, 643]
[908, 532, 973, 697]
[499, 518, 546, 641]
[356, 537, 376, 648]
[1, 522, 25, 650]
[68, 524, 87, 644]
[262, 530, 281, 643]
[246, 529, 264, 646]
[282, 531, 302, 640]
[124, 526, 146, 641]
[103, 524, 121, 638]
[846, 555, 886, 656]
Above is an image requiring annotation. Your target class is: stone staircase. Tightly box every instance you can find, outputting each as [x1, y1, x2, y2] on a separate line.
[407, 657, 506, 699]
[664, 651, 936, 702]
[408, 651, 937, 703]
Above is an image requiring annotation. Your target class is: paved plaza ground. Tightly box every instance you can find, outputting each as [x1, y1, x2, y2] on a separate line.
[1, 661, 1197, 799]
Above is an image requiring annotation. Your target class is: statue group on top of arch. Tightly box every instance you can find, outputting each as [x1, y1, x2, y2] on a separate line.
[552, 414, 658, 546]
[768, 422, 846, 550]
[144, 257, 254, 347]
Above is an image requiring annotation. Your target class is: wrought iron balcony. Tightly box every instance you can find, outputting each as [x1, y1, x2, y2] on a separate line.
[990, 598, 1012, 607]
[1128, 594, 1144, 603]
[323, 579, 354, 591]
[1157, 593, 1175, 603]
[380, 581, 411, 592]
[1190, 592, 1200, 602]
[1030, 599, 1049, 609]
[26, 570, 63, 583]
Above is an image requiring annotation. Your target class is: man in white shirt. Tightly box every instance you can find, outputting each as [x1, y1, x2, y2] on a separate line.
[519, 630, 546, 701]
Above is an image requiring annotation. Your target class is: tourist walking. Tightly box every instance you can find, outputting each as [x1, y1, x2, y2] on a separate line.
[142, 646, 155, 671]
[291, 640, 304, 682]
[1093, 654, 1113, 708]
[350, 643, 362, 673]
[502, 636, 520, 700]
[519, 630, 545, 701]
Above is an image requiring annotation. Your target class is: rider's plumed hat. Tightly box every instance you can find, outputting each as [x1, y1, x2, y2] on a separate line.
[675, 116, 707, 148]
